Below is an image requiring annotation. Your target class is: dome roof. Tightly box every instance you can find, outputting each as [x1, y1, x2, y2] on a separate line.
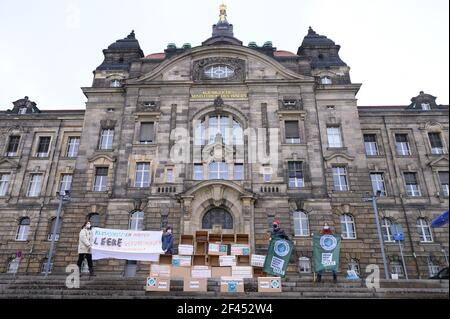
[301, 27, 336, 47]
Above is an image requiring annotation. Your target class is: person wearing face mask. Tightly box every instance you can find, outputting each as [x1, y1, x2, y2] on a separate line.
[270, 219, 289, 240]
[161, 226, 174, 255]
[77, 221, 95, 276]
[317, 222, 337, 283]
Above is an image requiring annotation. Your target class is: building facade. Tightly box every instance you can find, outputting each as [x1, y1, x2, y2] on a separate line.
[0, 7, 448, 278]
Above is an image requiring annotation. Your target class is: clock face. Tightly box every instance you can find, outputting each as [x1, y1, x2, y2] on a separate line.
[204, 65, 234, 79]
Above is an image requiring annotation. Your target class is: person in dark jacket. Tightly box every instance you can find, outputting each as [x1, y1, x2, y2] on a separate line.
[317, 223, 337, 283]
[161, 226, 174, 255]
[270, 219, 289, 240]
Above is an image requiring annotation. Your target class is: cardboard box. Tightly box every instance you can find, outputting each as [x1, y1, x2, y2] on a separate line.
[180, 235, 194, 245]
[208, 243, 228, 256]
[183, 278, 207, 292]
[231, 266, 253, 279]
[251, 254, 266, 268]
[230, 244, 251, 256]
[208, 234, 222, 242]
[220, 277, 244, 293]
[193, 255, 206, 266]
[159, 254, 172, 265]
[195, 231, 208, 242]
[172, 255, 192, 267]
[237, 255, 250, 266]
[212, 266, 232, 278]
[171, 266, 191, 279]
[150, 264, 171, 277]
[208, 255, 219, 267]
[219, 255, 237, 267]
[258, 277, 282, 293]
[221, 234, 235, 244]
[253, 267, 267, 278]
[191, 266, 212, 278]
[145, 277, 170, 292]
[236, 234, 249, 244]
[195, 242, 207, 255]
[178, 244, 194, 255]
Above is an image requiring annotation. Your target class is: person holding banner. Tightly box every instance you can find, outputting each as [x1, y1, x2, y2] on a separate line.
[161, 226, 174, 255]
[77, 221, 95, 276]
[270, 219, 289, 241]
[316, 223, 338, 283]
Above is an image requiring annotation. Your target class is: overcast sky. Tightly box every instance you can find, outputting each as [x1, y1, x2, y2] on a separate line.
[0, 0, 448, 110]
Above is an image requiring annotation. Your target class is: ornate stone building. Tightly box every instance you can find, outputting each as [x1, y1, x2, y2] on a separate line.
[0, 6, 448, 278]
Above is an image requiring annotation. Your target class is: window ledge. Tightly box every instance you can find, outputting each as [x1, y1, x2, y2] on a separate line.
[327, 147, 348, 151]
[59, 156, 78, 160]
[31, 156, 50, 160]
[365, 155, 385, 158]
[133, 143, 157, 147]
[281, 143, 307, 147]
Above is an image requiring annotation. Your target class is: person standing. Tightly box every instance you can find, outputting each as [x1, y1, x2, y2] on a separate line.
[77, 221, 95, 276]
[270, 219, 289, 240]
[317, 223, 337, 283]
[161, 226, 174, 255]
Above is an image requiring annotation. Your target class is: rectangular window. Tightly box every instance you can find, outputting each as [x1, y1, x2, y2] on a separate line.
[0, 173, 11, 196]
[193, 164, 204, 181]
[364, 134, 379, 156]
[209, 162, 228, 180]
[27, 174, 42, 197]
[370, 173, 387, 196]
[66, 137, 80, 157]
[59, 174, 72, 195]
[166, 168, 174, 183]
[36, 136, 51, 157]
[234, 164, 244, 180]
[332, 166, 348, 191]
[6, 135, 20, 156]
[134, 163, 150, 188]
[94, 167, 108, 191]
[139, 122, 155, 144]
[428, 133, 444, 154]
[395, 134, 411, 156]
[285, 121, 300, 144]
[99, 129, 114, 150]
[439, 171, 449, 197]
[327, 127, 343, 148]
[288, 161, 304, 188]
[404, 172, 421, 197]
[263, 166, 272, 183]
[194, 122, 205, 146]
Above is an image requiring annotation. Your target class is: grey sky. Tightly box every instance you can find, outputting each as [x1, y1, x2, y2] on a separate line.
[0, 0, 448, 110]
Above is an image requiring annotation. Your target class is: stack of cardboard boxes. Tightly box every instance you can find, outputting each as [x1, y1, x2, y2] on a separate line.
[146, 230, 282, 293]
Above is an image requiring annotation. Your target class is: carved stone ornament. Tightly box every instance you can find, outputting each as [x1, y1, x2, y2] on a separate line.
[137, 101, 161, 112]
[192, 57, 245, 82]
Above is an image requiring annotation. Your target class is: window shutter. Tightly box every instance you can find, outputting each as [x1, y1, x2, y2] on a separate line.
[140, 123, 154, 142]
[285, 121, 299, 138]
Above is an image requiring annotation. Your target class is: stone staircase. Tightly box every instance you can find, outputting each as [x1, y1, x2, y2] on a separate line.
[0, 274, 448, 299]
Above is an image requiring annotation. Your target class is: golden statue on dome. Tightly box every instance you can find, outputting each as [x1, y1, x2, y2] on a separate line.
[219, 3, 227, 23]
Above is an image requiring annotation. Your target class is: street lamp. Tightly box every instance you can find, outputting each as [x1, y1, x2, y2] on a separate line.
[44, 190, 70, 277]
[364, 190, 390, 280]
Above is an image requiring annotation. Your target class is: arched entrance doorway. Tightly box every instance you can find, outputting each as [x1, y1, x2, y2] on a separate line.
[202, 207, 233, 229]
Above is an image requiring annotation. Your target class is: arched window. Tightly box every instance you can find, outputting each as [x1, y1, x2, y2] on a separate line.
[7, 258, 20, 274]
[298, 257, 311, 273]
[390, 261, 404, 277]
[88, 213, 101, 228]
[48, 217, 62, 241]
[195, 114, 243, 146]
[417, 218, 433, 243]
[110, 79, 122, 88]
[129, 211, 144, 231]
[340, 214, 356, 239]
[320, 76, 332, 85]
[381, 218, 395, 242]
[16, 217, 30, 241]
[293, 211, 309, 237]
[348, 258, 360, 275]
[202, 208, 233, 229]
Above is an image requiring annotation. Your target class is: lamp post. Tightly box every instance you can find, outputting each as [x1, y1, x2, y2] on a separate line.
[364, 191, 389, 279]
[44, 190, 70, 277]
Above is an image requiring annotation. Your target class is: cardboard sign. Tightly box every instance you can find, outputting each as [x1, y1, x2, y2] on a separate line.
[208, 243, 228, 255]
[220, 277, 244, 293]
[171, 266, 191, 279]
[219, 256, 237, 267]
[191, 266, 212, 278]
[230, 244, 251, 256]
[258, 277, 282, 292]
[172, 255, 192, 267]
[145, 277, 170, 292]
[231, 266, 253, 279]
[251, 254, 266, 268]
[183, 278, 207, 292]
[150, 264, 171, 277]
[178, 244, 194, 256]
[211, 266, 232, 278]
